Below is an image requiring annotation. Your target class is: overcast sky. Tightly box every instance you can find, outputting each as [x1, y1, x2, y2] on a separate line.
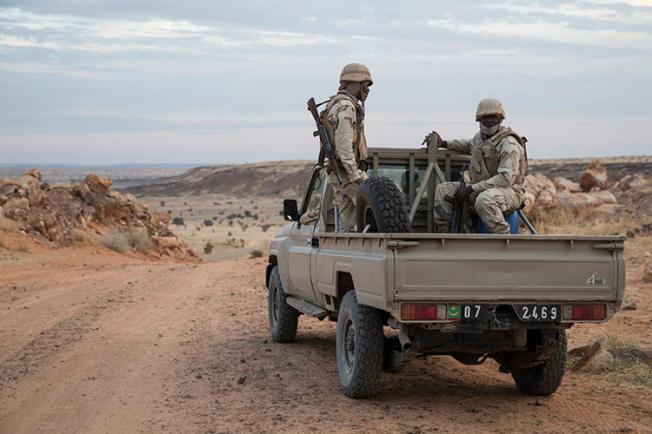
[1, 0, 651, 164]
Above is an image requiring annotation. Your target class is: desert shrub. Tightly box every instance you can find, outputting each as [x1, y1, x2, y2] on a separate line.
[172, 217, 185, 225]
[244, 210, 252, 218]
[260, 224, 272, 232]
[227, 231, 232, 236]
[252, 214, 258, 220]
[71, 228, 93, 244]
[228, 220, 233, 227]
[250, 249, 264, 258]
[102, 229, 128, 253]
[212, 216, 218, 221]
[204, 219, 214, 226]
[219, 211, 224, 215]
[126, 227, 153, 253]
[160, 201, 165, 207]
[204, 241, 214, 254]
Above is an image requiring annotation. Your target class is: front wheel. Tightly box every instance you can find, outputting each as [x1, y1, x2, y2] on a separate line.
[267, 267, 299, 343]
[511, 329, 567, 396]
[336, 291, 384, 399]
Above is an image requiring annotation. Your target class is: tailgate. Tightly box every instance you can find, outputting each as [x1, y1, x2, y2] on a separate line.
[393, 235, 625, 303]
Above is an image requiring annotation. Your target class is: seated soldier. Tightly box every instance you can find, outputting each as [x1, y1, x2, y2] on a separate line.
[425, 98, 527, 234]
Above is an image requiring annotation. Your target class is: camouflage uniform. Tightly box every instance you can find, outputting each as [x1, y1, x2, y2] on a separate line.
[324, 93, 368, 231]
[434, 127, 527, 234]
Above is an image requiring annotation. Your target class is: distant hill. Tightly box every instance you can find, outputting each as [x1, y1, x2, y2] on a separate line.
[122, 156, 651, 198]
[124, 160, 315, 197]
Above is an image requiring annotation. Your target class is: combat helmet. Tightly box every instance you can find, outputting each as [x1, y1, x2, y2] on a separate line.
[475, 98, 505, 121]
[339, 63, 373, 85]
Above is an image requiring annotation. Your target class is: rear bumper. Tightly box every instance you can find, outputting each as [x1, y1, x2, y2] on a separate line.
[389, 301, 618, 329]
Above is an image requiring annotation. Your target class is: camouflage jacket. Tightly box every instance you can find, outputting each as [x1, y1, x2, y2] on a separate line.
[321, 93, 368, 183]
[447, 127, 527, 196]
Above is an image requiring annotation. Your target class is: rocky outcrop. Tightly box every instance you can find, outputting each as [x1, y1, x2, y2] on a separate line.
[524, 160, 628, 221]
[0, 170, 195, 259]
[579, 160, 608, 192]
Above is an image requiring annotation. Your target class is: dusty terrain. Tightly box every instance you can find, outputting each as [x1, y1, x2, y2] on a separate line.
[1, 231, 651, 434]
[1, 156, 651, 433]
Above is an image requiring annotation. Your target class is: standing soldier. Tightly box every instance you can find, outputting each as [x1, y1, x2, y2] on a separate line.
[427, 98, 528, 234]
[321, 63, 372, 231]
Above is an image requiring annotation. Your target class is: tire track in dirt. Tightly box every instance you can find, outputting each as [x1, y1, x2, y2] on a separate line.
[1, 256, 650, 433]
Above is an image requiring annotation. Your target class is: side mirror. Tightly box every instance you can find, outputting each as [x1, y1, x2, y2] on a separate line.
[283, 199, 299, 222]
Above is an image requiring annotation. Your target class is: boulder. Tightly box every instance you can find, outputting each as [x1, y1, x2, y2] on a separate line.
[579, 160, 608, 192]
[19, 171, 45, 206]
[613, 174, 647, 192]
[554, 177, 581, 193]
[83, 174, 112, 194]
[590, 204, 623, 220]
[3, 197, 29, 219]
[583, 346, 614, 373]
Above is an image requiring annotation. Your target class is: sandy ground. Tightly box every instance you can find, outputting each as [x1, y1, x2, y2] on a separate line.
[138, 194, 287, 261]
[1, 235, 651, 434]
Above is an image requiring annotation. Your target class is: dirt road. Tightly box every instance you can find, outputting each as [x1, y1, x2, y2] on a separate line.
[1, 248, 650, 433]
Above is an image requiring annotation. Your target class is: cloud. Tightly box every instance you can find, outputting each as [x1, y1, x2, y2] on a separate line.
[0, 34, 61, 49]
[487, 1, 652, 26]
[587, 0, 652, 7]
[0, 61, 112, 78]
[91, 18, 213, 39]
[250, 30, 338, 47]
[426, 17, 652, 51]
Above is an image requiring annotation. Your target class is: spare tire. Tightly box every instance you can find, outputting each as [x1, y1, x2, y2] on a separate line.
[356, 176, 411, 233]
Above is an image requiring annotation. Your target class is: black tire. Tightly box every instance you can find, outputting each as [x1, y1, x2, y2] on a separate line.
[356, 176, 411, 233]
[336, 291, 384, 399]
[267, 267, 299, 343]
[511, 329, 567, 396]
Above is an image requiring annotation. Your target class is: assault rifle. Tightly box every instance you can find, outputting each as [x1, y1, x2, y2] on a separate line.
[449, 164, 467, 233]
[307, 97, 343, 185]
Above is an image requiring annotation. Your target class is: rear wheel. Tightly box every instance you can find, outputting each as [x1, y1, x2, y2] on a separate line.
[511, 329, 567, 396]
[356, 176, 411, 233]
[336, 291, 384, 398]
[267, 267, 299, 343]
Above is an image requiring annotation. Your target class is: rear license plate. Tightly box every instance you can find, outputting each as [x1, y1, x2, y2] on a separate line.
[513, 304, 561, 322]
[447, 304, 494, 321]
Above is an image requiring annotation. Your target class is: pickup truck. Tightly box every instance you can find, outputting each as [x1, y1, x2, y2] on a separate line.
[265, 142, 625, 399]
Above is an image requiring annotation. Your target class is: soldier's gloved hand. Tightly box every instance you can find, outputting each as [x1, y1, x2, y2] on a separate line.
[422, 131, 446, 148]
[454, 185, 474, 203]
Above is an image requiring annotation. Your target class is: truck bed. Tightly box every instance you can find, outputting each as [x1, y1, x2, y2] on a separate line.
[314, 233, 625, 310]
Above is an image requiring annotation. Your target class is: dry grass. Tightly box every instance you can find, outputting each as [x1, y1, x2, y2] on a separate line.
[126, 227, 153, 253]
[535, 207, 630, 236]
[71, 228, 94, 244]
[573, 336, 652, 388]
[102, 229, 129, 253]
[249, 249, 264, 258]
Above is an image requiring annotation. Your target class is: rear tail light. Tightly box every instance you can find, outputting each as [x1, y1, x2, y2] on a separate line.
[401, 303, 447, 321]
[563, 304, 606, 321]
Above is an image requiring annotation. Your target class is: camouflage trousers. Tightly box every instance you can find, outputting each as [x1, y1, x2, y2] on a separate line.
[434, 182, 522, 234]
[328, 170, 368, 232]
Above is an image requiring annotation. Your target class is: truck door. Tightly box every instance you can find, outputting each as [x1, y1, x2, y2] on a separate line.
[286, 167, 323, 303]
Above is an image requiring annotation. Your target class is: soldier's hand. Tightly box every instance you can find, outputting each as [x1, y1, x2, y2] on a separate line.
[453, 185, 474, 203]
[422, 131, 446, 148]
